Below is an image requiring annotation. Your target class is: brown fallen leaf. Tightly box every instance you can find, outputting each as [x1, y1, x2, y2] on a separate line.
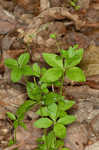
[64, 123, 88, 150]
[80, 44, 99, 76]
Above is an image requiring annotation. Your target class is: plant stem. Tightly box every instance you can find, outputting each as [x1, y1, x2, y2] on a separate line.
[56, 41, 61, 52]
[52, 84, 54, 92]
[24, 76, 28, 84]
[60, 74, 64, 95]
[60, 58, 65, 95]
[14, 129, 16, 143]
[44, 128, 48, 150]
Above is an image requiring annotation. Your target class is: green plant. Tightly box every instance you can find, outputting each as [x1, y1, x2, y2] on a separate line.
[70, 0, 80, 10]
[7, 100, 35, 145]
[4, 53, 33, 82]
[5, 34, 86, 150]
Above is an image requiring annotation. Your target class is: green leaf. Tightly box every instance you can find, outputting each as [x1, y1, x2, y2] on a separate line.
[37, 137, 43, 143]
[58, 115, 76, 125]
[33, 63, 40, 77]
[73, 44, 79, 49]
[61, 148, 70, 150]
[17, 113, 24, 121]
[41, 68, 63, 82]
[22, 65, 33, 76]
[43, 92, 60, 105]
[43, 53, 63, 68]
[18, 53, 30, 67]
[56, 140, 64, 149]
[68, 46, 75, 58]
[34, 118, 53, 128]
[8, 139, 14, 146]
[19, 121, 27, 129]
[66, 67, 86, 82]
[70, 1, 76, 7]
[58, 111, 67, 118]
[13, 120, 19, 129]
[46, 131, 56, 149]
[54, 80, 62, 87]
[36, 107, 49, 116]
[42, 88, 49, 94]
[41, 83, 47, 89]
[60, 49, 68, 58]
[65, 48, 83, 68]
[50, 33, 56, 39]
[41, 83, 49, 94]
[54, 123, 66, 139]
[48, 103, 58, 121]
[36, 144, 47, 150]
[41, 67, 47, 76]
[11, 68, 22, 82]
[4, 58, 18, 69]
[6, 112, 16, 120]
[26, 82, 41, 101]
[75, 5, 80, 10]
[58, 100, 75, 111]
[16, 100, 35, 120]
[16, 100, 35, 116]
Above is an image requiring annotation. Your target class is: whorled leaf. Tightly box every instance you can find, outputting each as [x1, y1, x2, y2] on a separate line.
[11, 68, 22, 82]
[54, 123, 66, 139]
[34, 118, 53, 128]
[43, 53, 63, 68]
[4, 58, 18, 69]
[66, 67, 86, 82]
[18, 53, 30, 67]
[41, 68, 63, 83]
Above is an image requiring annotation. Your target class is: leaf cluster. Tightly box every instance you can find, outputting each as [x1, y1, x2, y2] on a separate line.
[4, 53, 33, 82]
[7, 100, 35, 129]
[70, 0, 80, 10]
[5, 43, 86, 150]
[6, 100, 35, 145]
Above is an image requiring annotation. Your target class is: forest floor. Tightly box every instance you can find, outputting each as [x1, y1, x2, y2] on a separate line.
[0, 0, 99, 150]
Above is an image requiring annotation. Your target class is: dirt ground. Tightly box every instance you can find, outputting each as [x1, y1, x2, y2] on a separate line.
[0, 0, 99, 150]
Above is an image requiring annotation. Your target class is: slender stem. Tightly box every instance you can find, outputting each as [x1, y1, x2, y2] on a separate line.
[40, 103, 43, 116]
[54, 131, 57, 150]
[56, 41, 61, 52]
[60, 74, 64, 95]
[24, 76, 28, 84]
[33, 77, 36, 84]
[52, 84, 54, 92]
[44, 128, 48, 150]
[60, 58, 65, 95]
[14, 129, 16, 143]
[55, 37, 65, 96]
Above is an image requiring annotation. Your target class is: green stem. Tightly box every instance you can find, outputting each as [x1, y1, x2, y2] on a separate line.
[55, 38, 65, 96]
[14, 129, 16, 143]
[44, 128, 48, 150]
[40, 104, 43, 116]
[24, 76, 28, 84]
[60, 58, 65, 95]
[60, 74, 64, 95]
[56, 41, 61, 52]
[54, 132, 57, 150]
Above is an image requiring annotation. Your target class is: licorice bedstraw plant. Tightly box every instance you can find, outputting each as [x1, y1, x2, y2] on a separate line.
[4, 33, 86, 150]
